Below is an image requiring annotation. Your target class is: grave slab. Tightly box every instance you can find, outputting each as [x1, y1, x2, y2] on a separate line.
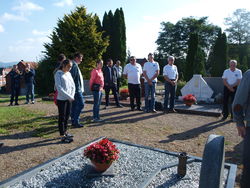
[0, 137, 236, 188]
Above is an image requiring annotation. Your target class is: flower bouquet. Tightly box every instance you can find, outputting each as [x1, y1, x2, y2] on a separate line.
[182, 94, 196, 107]
[84, 138, 119, 172]
[119, 88, 129, 100]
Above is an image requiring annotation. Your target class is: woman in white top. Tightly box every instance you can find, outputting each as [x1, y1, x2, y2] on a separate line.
[54, 59, 75, 143]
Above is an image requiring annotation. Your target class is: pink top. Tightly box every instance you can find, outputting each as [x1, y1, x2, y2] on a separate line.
[89, 68, 104, 90]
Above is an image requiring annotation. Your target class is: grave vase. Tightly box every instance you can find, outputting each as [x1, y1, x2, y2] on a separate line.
[184, 101, 194, 107]
[91, 160, 112, 172]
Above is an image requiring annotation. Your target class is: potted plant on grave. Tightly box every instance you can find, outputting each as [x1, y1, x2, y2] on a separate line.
[119, 88, 129, 100]
[182, 94, 196, 107]
[83, 138, 120, 172]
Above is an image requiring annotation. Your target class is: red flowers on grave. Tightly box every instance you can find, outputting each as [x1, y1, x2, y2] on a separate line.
[84, 138, 119, 172]
[120, 88, 129, 100]
[84, 138, 119, 165]
[182, 94, 196, 107]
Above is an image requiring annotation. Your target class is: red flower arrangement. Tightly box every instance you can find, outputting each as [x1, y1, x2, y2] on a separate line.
[182, 94, 196, 103]
[84, 138, 120, 164]
[120, 88, 129, 100]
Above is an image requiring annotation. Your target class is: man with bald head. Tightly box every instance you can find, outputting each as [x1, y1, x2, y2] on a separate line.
[222, 60, 242, 120]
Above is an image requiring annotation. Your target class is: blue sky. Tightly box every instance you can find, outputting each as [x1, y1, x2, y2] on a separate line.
[0, 0, 249, 62]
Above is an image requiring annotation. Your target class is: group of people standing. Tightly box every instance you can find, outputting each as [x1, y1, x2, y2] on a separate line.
[8, 62, 35, 106]
[54, 52, 179, 143]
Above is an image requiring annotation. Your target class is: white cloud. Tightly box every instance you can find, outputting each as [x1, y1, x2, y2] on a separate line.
[0, 24, 4, 32]
[53, 0, 73, 7]
[32, 29, 51, 36]
[0, 13, 27, 22]
[7, 36, 51, 61]
[12, 1, 44, 12]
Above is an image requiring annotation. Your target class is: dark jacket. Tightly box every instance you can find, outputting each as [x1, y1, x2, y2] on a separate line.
[9, 70, 21, 88]
[103, 66, 118, 88]
[70, 61, 83, 93]
[24, 69, 35, 84]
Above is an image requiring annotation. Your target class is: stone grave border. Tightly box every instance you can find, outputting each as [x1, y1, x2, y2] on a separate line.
[0, 137, 237, 188]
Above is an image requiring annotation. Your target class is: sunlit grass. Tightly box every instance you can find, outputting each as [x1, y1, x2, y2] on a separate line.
[0, 106, 58, 137]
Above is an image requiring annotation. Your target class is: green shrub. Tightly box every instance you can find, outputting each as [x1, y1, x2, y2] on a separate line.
[176, 80, 186, 96]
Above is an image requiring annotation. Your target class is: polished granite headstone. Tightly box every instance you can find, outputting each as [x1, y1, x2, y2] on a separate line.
[199, 134, 225, 188]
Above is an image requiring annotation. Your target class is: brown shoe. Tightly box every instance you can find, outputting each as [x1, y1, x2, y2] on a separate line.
[169, 109, 176, 113]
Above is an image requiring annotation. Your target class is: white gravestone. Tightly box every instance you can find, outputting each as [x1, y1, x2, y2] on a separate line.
[181, 74, 213, 101]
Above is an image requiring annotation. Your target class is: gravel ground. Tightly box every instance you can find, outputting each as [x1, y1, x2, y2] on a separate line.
[0, 98, 243, 187]
[4, 142, 230, 188]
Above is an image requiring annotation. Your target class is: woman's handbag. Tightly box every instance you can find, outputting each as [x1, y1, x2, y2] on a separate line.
[92, 83, 100, 91]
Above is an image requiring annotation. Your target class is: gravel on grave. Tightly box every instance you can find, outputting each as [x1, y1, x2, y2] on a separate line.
[6, 142, 229, 188]
[7, 143, 179, 188]
[147, 162, 229, 188]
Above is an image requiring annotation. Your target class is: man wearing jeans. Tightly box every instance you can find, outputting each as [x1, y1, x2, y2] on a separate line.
[24, 63, 35, 104]
[233, 69, 250, 188]
[123, 56, 143, 111]
[70, 52, 84, 128]
[143, 53, 160, 113]
[163, 56, 178, 113]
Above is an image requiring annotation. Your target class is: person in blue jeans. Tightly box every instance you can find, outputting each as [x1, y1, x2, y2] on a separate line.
[233, 69, 250, 188]
[90, 60, 104, 122]
[24, 63, 35, 104]
[143, 53, 160, 113]
[163, 56, 178, 113]
[70, 52, 84, 128]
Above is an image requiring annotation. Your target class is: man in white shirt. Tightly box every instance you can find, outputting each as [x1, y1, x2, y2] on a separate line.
[222, 60, 242, 120]
[163, 56, 178, 113]
[143, 53, 160, 113]
[114, 60, 123, 93]
[123, 56, 143, 111]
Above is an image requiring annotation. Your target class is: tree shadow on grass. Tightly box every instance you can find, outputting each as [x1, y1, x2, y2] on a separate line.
[0, 137, 60, 155]
[0, 126, 58, 140]
[159, 120, 231, 144]
[0, 115, 57, 130]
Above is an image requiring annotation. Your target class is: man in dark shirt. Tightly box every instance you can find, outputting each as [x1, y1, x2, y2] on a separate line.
[9, 65, 21, 106]
[103, 59, 122, 109]
[24, 63, 35, 104]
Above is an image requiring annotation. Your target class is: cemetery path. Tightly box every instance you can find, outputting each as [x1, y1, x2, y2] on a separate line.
[0, 99, 242, 187]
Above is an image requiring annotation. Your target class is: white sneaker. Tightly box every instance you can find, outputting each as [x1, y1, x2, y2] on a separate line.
[31, 101, 35, 104]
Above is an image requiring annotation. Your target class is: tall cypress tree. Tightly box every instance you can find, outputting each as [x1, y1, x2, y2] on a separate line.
[119, 8, 126, 66]
[185, 33, 198, 80]
[210, 30, 228, 76]
[185, 33, 205, 80]
[102, 11, 114, 62]
[113, 9, 123, 63]
[94, 14, 102, 32]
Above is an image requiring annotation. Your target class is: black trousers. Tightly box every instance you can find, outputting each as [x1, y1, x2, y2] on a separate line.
[117, 78, 121, 93]
[57, 100, 72, 136]
[222, 86, 237, 118]
[128, 83, 141, 109]
[10, 87, 20, 104]
[105, 85, 120, 106]
[241, 127, 250, 188]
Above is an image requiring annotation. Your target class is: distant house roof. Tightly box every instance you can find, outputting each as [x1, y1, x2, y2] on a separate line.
[0, 68, 12, 75]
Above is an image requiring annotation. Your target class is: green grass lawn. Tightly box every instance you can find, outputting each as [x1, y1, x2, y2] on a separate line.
[0, 106, 58, 137]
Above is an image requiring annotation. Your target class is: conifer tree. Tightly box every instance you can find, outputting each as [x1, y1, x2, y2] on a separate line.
[36, 6, 108, 94]
[210, 30, 228, 76]
[185, 33, 205, 80]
